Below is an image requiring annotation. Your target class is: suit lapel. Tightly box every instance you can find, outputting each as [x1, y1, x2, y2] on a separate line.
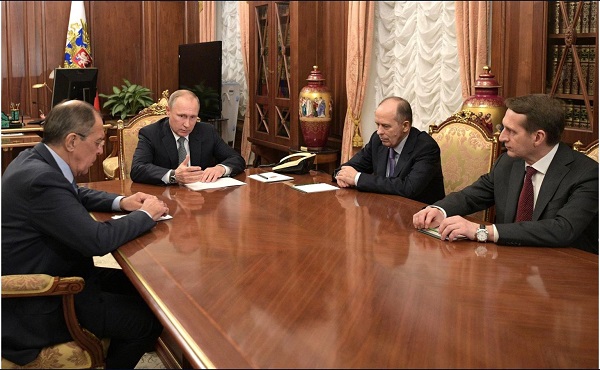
[533, 144, 572, 220]
[377, 144, 388, 176]
[504, 160, 526, 223]
[395, 128, 416, 176]
[161, 120, 179, 166]
[188, 125, 202, 166]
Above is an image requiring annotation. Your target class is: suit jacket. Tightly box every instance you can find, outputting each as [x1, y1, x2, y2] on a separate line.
[335, 127, 445, 204]
[435, 143, 599, 253]
[1, 143, 156, 365]
[130, 117, 246, 185]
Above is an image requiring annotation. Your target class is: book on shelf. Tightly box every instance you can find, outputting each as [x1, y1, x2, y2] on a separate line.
[588, 46, 596, 97]
[565, 100, 574, 128]
[568, 1, 579, 33]
[562, 47, 574, 94]
[581, 1, 591, 33]
[551, 1, 561, 34]
[590, 0, 598, 33]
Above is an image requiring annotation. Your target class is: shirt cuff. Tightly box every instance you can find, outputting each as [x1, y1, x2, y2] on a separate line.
[218, 164, 231, 177]
[492, 224, 499, 243]
[428, 205, 447, 218]
[354, 172, 361, 186]
[112, 196, 124, 211]
[161, 170, 171, 184]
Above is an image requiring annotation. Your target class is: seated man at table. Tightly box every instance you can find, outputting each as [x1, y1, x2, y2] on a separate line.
[2, 100, 169, 368]
[412, 94, 599, 254]
[130, 89, 245, 185]
[334, 96, 445, 204]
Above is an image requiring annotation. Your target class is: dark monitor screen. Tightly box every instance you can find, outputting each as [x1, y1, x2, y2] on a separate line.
[51, 68, 98, 108]
[178, 41, 222, 121]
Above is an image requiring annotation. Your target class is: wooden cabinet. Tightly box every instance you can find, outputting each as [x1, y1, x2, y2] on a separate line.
[491, 1, 598, 146]
[544, 0, 598, 145]
[248, 1, 348, 165]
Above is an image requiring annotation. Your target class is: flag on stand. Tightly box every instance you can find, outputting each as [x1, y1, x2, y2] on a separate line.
[63, 1, 100, 110]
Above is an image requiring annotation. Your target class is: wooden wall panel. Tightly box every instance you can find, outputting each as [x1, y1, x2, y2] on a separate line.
[1, 1, 199, 119]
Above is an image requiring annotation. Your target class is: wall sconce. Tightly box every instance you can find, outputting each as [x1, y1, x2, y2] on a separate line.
[32, 82, 53, 94]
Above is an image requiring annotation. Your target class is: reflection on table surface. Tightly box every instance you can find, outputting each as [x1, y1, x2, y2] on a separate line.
[85, 169, 598, 369]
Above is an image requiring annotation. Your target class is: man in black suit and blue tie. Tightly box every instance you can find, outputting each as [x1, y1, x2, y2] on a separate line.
[413, 94, 598, 254]
[130, 89, 245, 185]
[334, 96, 445, 204]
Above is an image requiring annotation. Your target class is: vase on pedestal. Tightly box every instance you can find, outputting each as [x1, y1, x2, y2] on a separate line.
[462, 66, 507, 133]
[299, 66, 332, 151]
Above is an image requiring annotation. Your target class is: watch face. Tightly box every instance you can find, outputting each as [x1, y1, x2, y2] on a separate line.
[477, 229, 487, 242]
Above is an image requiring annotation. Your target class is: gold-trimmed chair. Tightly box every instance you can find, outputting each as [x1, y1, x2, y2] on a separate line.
[573, 139, 599, 162]
[102, 90, 169, 179]
[429, 110, 501, 222]
[1, 274, 109, 369]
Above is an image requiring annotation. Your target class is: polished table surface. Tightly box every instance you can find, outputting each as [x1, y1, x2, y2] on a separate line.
[84, 169, 598, 368]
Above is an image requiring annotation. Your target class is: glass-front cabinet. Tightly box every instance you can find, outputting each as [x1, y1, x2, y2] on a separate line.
[249, 1, 318, 161]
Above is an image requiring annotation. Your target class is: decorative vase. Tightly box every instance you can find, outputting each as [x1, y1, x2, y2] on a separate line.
[299, 66, 332, 151]
[462, 66, 507, 133]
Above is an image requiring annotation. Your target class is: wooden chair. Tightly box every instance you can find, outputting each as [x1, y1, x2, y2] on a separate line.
[113, 90, 170, 180]
[1, 274, 109, 369]
[429, 110, 501, 222]
[573, 139, 599, 162]
[102, 136, 119, 179]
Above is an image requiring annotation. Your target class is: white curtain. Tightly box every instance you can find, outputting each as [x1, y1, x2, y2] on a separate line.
[221, 1, 248, 117]
[374, 1, 463, 131]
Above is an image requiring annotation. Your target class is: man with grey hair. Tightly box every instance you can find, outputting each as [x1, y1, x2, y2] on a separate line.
[413, 94, 598, 254]
[131, 89, 245, 185]
[2, 100, 168, 368]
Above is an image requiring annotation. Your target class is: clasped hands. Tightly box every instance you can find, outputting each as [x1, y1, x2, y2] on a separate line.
[174, 155, 225, 184]
[121, 192, 169, 221]
[413, 207, 490, 242]
[335, 165, 358, 188]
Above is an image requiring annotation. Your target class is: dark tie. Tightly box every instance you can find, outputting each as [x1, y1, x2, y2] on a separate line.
[177, 136, 187, 165]
[72, 179, 78, 192]
[387, 147, 396, 177]
[515, 166, 537, 222]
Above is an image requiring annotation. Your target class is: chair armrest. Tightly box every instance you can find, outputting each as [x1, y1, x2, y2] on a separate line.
[107, 135, 119, 158]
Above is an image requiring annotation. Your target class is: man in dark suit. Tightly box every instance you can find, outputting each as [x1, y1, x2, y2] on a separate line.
[413, 94, 598, 254]
[334, 96, 445, 204]
[2, 100, 169, 368]
[130, 89, 245, 185]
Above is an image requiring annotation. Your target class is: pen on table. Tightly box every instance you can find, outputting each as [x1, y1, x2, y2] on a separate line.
[258, 173, 271, 180]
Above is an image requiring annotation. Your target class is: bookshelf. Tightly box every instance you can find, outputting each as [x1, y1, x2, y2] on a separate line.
[544, 0, 598, 145]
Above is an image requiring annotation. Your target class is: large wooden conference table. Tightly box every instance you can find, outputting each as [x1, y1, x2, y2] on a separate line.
[84, 169, 598, 368]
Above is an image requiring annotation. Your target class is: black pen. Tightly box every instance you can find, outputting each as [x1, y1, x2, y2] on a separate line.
[258, 174, 271, 180]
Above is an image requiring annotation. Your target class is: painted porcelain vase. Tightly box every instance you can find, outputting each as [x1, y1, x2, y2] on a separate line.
[462, 66, 507, 133]
[299, 66, 332, 151]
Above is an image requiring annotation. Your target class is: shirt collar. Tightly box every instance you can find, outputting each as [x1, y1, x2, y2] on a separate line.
[529, 143, 559, 175]
[392, 131, 410, 155]
[44, 144, 75, 183]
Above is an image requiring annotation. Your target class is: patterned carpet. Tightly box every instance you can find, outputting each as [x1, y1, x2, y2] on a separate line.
[135, 352, 166, 369]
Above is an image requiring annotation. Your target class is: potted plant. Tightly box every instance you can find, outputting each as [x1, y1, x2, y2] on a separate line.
[99, 79, 154, 120]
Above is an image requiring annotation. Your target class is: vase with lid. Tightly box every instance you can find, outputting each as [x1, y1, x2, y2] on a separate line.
[299, 66, 332, 151]
[462, 66, 507, 133]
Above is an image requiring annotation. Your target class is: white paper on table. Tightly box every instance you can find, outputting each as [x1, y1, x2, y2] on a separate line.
[184, 177, 246, 191]
[112, 214, 173, 221]
[248, 172, 294, 183]
[292, 183, 339, 193]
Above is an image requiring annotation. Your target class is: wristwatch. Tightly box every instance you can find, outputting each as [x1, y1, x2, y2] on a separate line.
[169, 170, 177, 184]
[475, 224, 488, 243]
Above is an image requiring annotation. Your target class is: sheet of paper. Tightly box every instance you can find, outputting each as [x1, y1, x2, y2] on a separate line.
[292, 183, 339, 193]
[248, 172, 294, 183]
[185, 177, 246, 191]
[112, 214, 173, 221]
[417, 227, 468, 241]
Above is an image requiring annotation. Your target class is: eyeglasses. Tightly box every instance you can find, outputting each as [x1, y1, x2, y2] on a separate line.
[75, 132, 105, 149]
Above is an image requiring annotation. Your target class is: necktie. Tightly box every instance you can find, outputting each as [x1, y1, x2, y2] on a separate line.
[387, 147, 396, 177]
[515, 166, 537, 222]
[177, 137, 187, 165]
[72, 180, 78, 192]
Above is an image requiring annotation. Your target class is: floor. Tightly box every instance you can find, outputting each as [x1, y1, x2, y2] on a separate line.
[93, 254, 166, 369]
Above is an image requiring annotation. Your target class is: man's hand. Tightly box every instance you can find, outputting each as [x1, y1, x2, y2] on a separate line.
[412, 206, 444, 230]
[174, 155, 204, 184]
[120, 192, 157, 212]
[140, 197, 169, 221]
[198, 165, 226, 183]
[437, 216, 480, 242]
[335, 166, 358, 188]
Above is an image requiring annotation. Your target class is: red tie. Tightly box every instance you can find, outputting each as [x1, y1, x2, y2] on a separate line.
[515, 166, 537, 222]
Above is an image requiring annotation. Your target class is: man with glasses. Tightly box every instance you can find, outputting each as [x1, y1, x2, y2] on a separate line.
[130, 89, 245, 185]
[2, 100, 168, 368]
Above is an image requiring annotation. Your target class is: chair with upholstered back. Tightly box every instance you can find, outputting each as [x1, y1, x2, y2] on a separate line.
[118, 90, 170, 180]
[1, 274, 108, 369]
[573, 139, 599, 162]
[429, 110, 501, 222]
